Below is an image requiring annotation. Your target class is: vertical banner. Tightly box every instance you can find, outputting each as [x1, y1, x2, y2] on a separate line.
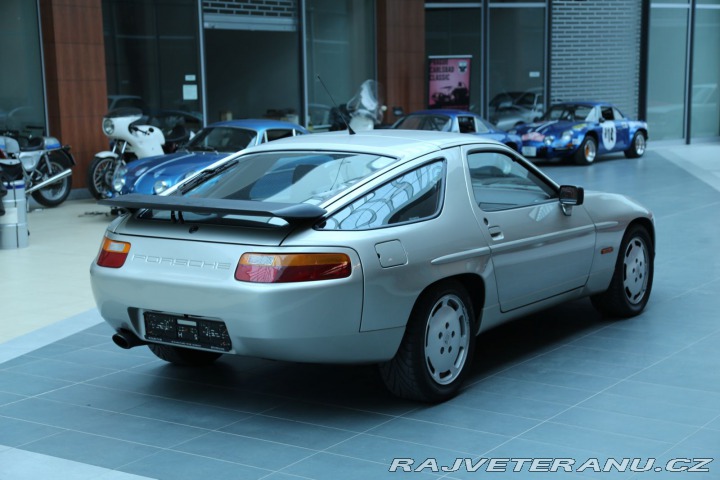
[428, 56, 472, 110]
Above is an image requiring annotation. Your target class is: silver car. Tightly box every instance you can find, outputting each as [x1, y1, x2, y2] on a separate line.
[91, 130, 655, 403]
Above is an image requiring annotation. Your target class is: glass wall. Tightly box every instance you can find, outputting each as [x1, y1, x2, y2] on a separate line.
[647, 3, 689, 140]
[0, 1, 45, 135]
[305, 0, 375, 131]
[488, 2, 545, 124]
[691, 3, 720, 138]
[426, 6, 482, 114]
[103, 0, 203, 132]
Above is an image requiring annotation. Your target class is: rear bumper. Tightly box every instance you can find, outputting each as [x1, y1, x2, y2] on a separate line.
[90, 256, 404, 364]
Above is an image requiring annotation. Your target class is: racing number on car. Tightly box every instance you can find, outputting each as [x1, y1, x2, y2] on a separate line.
[601, 122, 617, 151]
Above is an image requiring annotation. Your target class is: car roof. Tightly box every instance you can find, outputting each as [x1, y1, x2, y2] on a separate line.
[553, 101, 609, 108]
[245, 129, 503, 159]
[208, 119, 306, 130]
[405, 109, 478, 117]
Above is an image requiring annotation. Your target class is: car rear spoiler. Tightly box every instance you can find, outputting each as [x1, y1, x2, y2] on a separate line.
[99, 194, 327, 222]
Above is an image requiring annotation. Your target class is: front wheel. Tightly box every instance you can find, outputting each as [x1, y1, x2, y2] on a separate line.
[31, 152, 73, 207]
[87, 155, 117, 200]
[573, 136, 597, 165]
[624, 131, 647, 159]
[380, 280, 476, 403]
[591, 224, 654, 318]
[148, 343, 223, 366]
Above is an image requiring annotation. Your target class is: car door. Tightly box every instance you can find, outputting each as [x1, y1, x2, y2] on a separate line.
[464, 148, 596, 312]
[599, 106, 629, 153]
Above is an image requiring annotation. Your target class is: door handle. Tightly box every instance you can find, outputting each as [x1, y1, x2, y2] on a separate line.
[488, 226, 504, 241]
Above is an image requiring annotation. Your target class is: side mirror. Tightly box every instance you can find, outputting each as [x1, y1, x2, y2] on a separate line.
[559, 185, 584, 206]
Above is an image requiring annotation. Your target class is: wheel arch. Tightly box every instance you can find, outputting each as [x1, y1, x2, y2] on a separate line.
[627, 217, 656, 255]
[411, 273, 486, 336]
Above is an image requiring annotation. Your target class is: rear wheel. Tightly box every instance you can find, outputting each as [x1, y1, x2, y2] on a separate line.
[573, 136, 597, 165]
[591, 224, 654, 318]
[31, 153, 72, 207]
[380, 280, 476, 403]
[624, 131, 647, 159]
[148, 343, 222, 366]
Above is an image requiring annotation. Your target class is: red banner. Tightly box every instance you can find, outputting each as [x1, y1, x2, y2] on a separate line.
[428, 56, 472, 110]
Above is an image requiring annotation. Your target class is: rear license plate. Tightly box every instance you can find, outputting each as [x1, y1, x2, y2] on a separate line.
[144, 312, 232, 352]
[522, 146, 537, 157]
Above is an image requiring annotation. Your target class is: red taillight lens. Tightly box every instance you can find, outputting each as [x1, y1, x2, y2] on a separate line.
[235, 253, 352, 283]
[96, 237, 131, 268]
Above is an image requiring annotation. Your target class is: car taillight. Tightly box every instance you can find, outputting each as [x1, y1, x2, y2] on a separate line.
[235, 253, 351, 283]
[97, 236, 131, 268]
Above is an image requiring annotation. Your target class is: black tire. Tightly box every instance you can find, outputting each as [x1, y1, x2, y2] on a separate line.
[31, 152, 72, 207]
[624, 131, 647, 159]
[148, 343, 222, 366]
[87, 155, 117, 200]
[573, 136, 598, 165]
[591, 224, 654, 318]
[379, 280, 476, 403]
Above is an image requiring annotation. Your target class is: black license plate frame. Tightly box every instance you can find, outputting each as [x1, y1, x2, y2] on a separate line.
[143, 311, 232, 352]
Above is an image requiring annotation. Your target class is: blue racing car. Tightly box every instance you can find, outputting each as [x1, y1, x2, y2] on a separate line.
[511, 102, 648, 165]
[113, 119, 308, 195]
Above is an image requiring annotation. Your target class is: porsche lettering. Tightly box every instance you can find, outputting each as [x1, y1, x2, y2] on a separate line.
[131, 254, 231, 270]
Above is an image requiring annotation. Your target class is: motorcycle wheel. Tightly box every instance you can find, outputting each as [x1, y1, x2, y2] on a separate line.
[31, 151, 73, 207]
[87, 155, 117, 200]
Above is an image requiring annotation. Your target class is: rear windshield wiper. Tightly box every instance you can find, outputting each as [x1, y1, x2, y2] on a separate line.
[178, 159, 239, 194]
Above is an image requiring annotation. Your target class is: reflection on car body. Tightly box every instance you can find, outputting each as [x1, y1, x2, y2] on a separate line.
[114, 119, 308, 196]
[92, 130, 655, 403]
[392, 109, 523, 153]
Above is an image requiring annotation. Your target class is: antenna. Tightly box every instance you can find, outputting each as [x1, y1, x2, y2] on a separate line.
[317, 75, 355, 135]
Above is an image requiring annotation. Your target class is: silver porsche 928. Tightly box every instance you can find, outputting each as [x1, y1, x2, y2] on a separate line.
[91, 130, 654, 403]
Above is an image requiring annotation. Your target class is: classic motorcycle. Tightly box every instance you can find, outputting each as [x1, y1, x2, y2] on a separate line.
[87, 108, 187, 199]
[0, 131, 75, 207]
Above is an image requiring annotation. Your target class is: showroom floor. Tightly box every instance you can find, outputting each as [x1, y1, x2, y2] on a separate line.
[1, 143, 719, 479]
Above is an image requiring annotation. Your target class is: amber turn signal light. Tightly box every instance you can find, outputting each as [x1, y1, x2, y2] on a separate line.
[96, 236, 131, 268]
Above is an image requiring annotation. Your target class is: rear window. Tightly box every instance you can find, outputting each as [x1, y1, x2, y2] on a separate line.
[183, 151, 398, 206]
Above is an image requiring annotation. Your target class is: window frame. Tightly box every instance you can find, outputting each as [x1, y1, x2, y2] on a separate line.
[465, 148, 559, 212]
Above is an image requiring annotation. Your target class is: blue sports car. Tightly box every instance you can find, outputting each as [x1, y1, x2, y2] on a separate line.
[113, 119, 308, 195]
[392, 109, 523, 152]
[512, 102, 648, 165]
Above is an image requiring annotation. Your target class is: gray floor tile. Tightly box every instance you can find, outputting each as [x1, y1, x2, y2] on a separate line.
[577, 391, 719, 427]
[0, 417, 63, 447]
[367, 417, 509, 456]
[121, 450, 268, 480]
[21, 430, 161, 470]
[327, 433, 468, 467]
[0, 397, 119, 431]
[448, 389, 569, 420]
[5, 357, 118, 383]
[124, 396, 253, 430]
[220, 415, 356, 450]
[519, 422, 673, 458]
[466, 376, 596, 406]
[38, 383, 154, 412]
[0, 370, 73, 396]
[0, 390, 25, 406]
[263, 399, 395, 432]
[549, 407, 697, 444]
[173, 431, 313, 471]
[283, 452, 439, 480]
[403, 403, 539, 437]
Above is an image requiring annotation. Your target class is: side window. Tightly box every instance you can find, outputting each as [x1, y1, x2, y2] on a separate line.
[265, 129, 294, 142]
[321, 160, 445, 230]
[467, 151, 555, 211]
[601, 107, 614, 121]
[458, 116, 476, 133]
[612, 107, 625, 120]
